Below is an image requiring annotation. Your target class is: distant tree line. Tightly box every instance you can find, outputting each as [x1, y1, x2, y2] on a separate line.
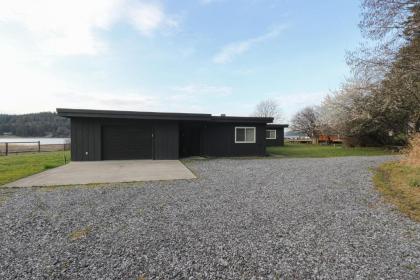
[291, 0, 420, 146]
[0, 112, 70, 137]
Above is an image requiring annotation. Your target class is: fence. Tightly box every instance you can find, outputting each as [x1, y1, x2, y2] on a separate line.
[0, 141, 70, 156]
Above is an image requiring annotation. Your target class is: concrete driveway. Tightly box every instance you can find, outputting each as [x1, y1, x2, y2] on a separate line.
[4, 160, 196, 187]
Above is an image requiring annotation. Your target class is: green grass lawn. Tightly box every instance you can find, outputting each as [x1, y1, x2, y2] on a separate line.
[0, 151, 70, 186]
[267, 143, 394, 158]
[374, 162, 420, 221]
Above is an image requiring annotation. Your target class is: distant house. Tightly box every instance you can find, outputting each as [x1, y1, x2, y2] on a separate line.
[57, 108, 288, 161]
[265, 124, 288, 146]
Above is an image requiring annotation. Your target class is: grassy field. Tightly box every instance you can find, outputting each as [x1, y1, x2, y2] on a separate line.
[0, 151, 70, 186]
[267, 143, 394, 158]
[374, 162, 420, 221]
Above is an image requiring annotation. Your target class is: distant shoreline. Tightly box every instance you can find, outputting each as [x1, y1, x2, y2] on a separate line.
[0, 137, 70, 145]
[0, 136, 69, 138]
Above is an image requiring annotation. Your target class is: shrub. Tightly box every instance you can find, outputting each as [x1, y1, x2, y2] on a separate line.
[402, 133, 420, 166]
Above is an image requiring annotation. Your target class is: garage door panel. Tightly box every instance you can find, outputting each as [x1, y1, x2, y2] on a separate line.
[102, 126, 153, 160]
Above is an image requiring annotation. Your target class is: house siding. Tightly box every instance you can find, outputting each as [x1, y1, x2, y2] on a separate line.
[154, 121, 179, 159]
[67, 112, 271, 161]
[266, 127, 285, 146]
[201, 123, 266, 157]
[71, 118, 101, 161]
[70, 118, 179, 161]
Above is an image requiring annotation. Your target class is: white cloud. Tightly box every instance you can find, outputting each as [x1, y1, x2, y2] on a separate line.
[0, 40, 165, 113]
[0, 35, 234, 115]
[200, 0, 222, 4]
[213, 27, 286, 64]
[171, 84, 232, 97]
[0, 0, 183, 113]
[129, 2, 178, 36]
[55, 91, 163, 112]
[0, 40, 233, 114]
[271, 91, 328, 122]
[0, 0, 178, 55]
[0, 62, 162, 114]
[0, 0, 121, 55]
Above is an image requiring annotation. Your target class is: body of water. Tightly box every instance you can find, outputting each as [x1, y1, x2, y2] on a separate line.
[0, 137, 70, 145]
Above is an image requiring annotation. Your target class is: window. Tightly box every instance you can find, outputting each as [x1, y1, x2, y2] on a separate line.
[235, 127, 256, 143]
[266, 129, 276, 139]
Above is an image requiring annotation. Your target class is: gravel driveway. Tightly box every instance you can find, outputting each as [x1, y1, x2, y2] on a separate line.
[1, 156, 419, 279]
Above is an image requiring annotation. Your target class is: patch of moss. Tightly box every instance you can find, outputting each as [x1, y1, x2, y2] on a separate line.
[69, 226, 92, 241]
[409, 179, 420, 188]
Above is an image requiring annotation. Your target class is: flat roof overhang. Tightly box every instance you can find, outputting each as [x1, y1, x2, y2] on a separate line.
[267, 124, 289, 128]
[211, 116, 273, 123]
[57, 108, 273, 123]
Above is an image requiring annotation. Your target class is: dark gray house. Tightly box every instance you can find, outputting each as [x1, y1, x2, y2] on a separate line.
[265, 124, 289, 146]
[57, 108, 280, 161]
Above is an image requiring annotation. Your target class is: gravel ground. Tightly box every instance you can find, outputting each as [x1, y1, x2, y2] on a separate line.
[1, 156, 419, 279]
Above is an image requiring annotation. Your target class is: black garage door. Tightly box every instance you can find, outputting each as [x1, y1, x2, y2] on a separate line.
[102, 125, 153, 160]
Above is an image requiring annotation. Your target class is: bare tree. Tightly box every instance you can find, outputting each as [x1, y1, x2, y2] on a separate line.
[347, 0, 420, 80]
[290, 106, 321, 143]
[316, 0, 420, 146]
[359, 0, 417, 41]
[253, 99, 282, 122]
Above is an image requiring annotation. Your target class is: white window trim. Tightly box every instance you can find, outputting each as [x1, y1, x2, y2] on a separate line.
[235, 126, 256, 143]
[266, 129, 277, 140]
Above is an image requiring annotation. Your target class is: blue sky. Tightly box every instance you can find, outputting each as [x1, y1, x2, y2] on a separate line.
[0, 0, 362, 122]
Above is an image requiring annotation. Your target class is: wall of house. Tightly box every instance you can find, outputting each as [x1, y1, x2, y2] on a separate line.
[154, 121, 179, 159]
[201, 122, 267, 157]
[71, 118, 101, 161]
[70, 118, 179, 161]
[70, 117, 268, 160]
[266, 127, 285, 146]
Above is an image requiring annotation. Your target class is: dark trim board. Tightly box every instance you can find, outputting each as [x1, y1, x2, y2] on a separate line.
[59, 108, 284, 161]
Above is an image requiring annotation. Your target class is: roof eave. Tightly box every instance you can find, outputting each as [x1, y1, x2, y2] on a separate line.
[56, 108, 274, 123]
[211, 116, 274, 123]
[57, 108, 212, 121]
[267, 124, 289, 128]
